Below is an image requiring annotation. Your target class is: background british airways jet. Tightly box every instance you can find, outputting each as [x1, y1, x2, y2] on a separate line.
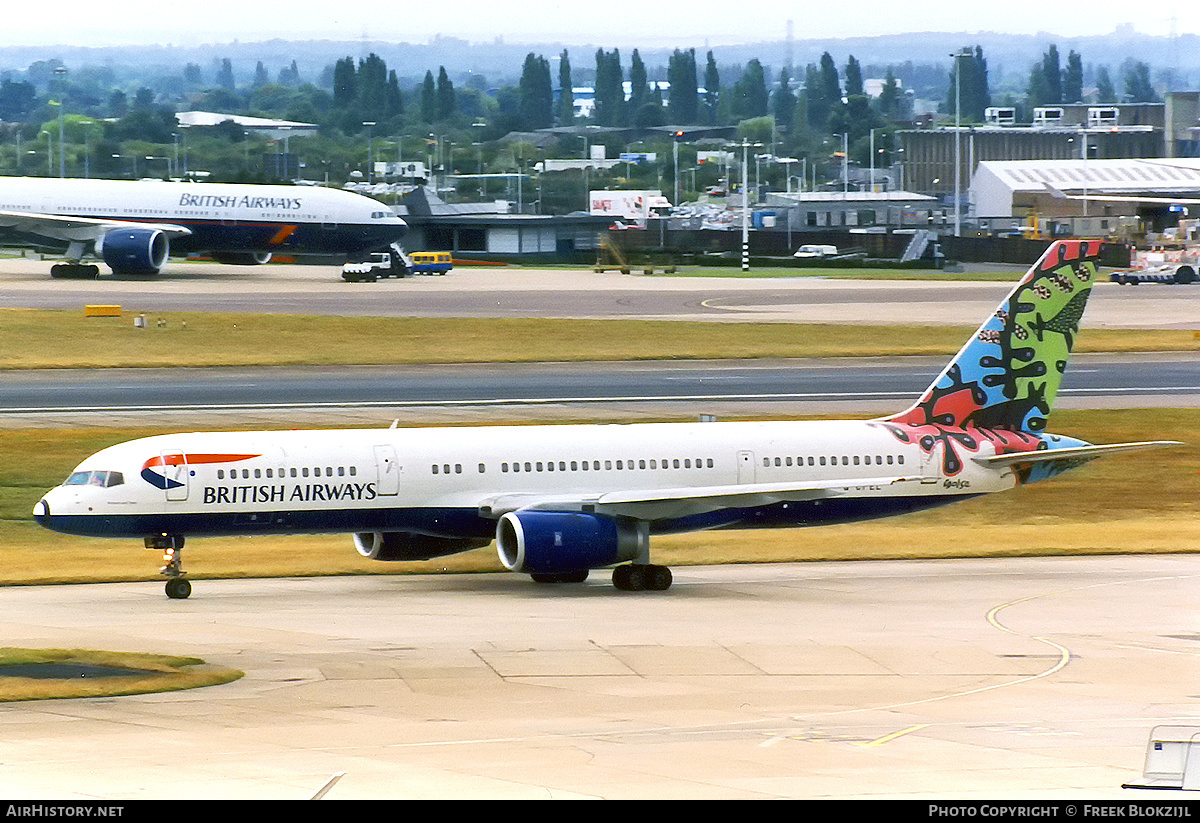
[0, 176, 407, 277]
[33, 240, 1176, 598]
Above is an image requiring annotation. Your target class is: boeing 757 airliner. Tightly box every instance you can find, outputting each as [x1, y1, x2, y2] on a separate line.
[0, 176, 408, 276]
[33, 240, 1177, 598]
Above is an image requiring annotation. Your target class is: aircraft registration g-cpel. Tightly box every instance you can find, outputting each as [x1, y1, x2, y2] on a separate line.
[34, 240, 1179, 598]
[0, 176, 408, 277]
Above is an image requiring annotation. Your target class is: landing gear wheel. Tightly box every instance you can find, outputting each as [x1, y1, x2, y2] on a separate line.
[613, 564, 672, 592]
[148, 534, 190, 599]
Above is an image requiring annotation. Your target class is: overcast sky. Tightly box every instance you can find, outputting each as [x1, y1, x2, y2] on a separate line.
[4, 0, 1195, 47]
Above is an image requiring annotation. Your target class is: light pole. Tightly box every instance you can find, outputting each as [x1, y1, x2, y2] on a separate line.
[39, 130, 52, 176]
[80, 119, 94, 179]
[362, 121, 376, 183]
[741, 139, 749, 271]
[951, 49, 971, 237]
[672, 130, 684, 206]
[736, 140, 760, 271]
[870, 128, 883, 192]
[833, 133, 848, 196]
[777, 157, 797, 194]
[472, 119, 486, 198]
[54, 65, 67, 178]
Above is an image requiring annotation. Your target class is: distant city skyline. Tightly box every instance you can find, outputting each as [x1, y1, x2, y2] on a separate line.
[4, 0, 1195, 48]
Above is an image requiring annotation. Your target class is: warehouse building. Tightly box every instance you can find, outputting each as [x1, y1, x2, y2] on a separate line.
[970, 157, 1200, 235]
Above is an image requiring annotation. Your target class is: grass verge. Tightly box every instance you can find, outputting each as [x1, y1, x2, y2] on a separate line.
[0, 647, 243, 702]
[0, 309, 1197, 369]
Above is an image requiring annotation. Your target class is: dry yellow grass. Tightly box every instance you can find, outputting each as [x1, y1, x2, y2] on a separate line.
[0, 308, 1196, 368]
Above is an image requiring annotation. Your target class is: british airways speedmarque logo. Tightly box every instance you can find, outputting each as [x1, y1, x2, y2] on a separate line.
[140, 453, 260, 489]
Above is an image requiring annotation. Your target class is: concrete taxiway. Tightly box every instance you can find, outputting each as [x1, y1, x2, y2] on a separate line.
[1, 556, 1197, 799]
[0, 257, 1196, 328]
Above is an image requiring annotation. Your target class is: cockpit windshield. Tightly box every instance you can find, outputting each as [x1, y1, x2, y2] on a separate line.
[64, 470, 124, 488]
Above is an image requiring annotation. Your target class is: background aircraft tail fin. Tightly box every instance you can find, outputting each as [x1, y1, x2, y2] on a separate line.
[883, 239, 1103, 434]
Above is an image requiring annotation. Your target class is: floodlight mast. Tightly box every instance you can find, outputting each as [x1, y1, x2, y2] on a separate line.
[951, 48, 972, 238]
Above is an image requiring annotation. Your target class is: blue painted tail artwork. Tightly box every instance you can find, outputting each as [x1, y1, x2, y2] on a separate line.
[875, 240, 1102, 477]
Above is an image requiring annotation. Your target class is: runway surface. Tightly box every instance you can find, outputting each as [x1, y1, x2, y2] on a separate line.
[1, 556, 1197, 799]
[2, 353, 1199, 428]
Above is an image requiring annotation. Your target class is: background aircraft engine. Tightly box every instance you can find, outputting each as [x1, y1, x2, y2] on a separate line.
[496, 511, 640, 575]
[354, 531, 490, 561]
[210, 251, 272, 265]
[95, 228, 169, 274]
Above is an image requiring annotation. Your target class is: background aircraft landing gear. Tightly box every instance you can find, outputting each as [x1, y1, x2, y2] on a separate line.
[50, 263, 100, 279]
[612, 563, 672, 592]
[147, 535, 190, 599]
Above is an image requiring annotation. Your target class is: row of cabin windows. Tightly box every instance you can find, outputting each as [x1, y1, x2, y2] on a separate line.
[503, 457, 716, 473]
[216, 466, 358, 480]
[764, 454, 905, 468]
[431, 458, 718, 475]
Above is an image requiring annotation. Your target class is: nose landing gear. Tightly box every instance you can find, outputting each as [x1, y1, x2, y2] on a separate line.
[147, 535, 191, 599]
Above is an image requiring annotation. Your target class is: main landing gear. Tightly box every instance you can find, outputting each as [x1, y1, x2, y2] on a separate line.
[147, 534, 191, 599]
[529, 564, 673, 591]
[612, 563, 673, 592]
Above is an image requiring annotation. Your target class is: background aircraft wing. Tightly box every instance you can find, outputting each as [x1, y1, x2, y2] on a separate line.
[0, 209, 192, 243]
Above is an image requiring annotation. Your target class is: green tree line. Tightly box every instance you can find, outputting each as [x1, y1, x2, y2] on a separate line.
[0, 45, 1172, 202]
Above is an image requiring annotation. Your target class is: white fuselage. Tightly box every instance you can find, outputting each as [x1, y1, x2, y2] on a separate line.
[34, 419, 1014, 541]
[0, 176, 407, 259]
[0, 176, 391, 226]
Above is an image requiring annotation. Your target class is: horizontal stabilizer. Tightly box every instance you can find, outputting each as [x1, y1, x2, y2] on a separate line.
[974, 441, 1184, 468]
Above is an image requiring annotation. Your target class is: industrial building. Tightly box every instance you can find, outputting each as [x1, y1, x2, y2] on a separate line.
[396, 186, 610, 258]
[970, 157, 1200, 235]
[764, 190, 940, 230]
[898, 103, 1166, 199]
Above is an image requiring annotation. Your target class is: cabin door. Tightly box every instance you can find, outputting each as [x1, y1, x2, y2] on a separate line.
[736, 450, 756, 485]
[373, 445, 399, 496]
[161, 451, 189, 502]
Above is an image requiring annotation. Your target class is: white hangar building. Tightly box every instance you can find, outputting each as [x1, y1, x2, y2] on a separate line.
[972, 158, 1200, 221]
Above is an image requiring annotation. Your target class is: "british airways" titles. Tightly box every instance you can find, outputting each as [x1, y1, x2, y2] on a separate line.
[178, 193, 303, 210]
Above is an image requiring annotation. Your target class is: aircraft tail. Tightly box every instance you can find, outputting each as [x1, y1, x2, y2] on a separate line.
[884, 239, 1103, 434]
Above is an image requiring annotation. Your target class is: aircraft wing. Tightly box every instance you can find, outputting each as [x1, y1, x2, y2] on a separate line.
[974, 441, 1184, 469]
[480, 475, 923, 521]
[0, 209, 192, 243]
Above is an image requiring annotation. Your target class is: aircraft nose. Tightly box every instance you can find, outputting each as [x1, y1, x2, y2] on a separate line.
[32, 498, 49, 527]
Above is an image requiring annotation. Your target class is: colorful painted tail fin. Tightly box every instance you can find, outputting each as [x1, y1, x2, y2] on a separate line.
[884, 240, 1103, 434]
